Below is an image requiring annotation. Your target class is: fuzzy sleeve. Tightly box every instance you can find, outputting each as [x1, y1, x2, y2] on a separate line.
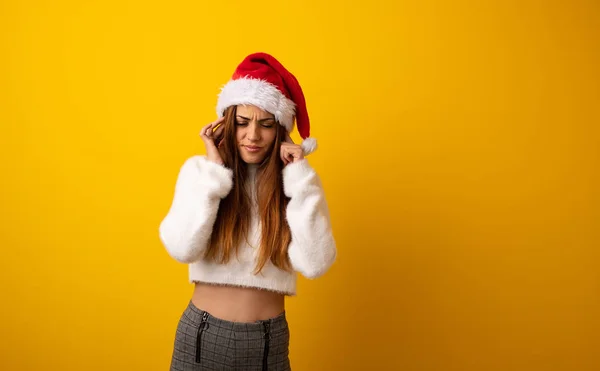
[283, 159, 337, 278]
[159, 155, 233, 263]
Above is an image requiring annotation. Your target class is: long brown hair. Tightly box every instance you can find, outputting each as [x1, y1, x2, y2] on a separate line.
[204, 105, 292, 274]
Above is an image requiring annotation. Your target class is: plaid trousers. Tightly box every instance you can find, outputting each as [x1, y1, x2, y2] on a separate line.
[170, 300, 291, 371]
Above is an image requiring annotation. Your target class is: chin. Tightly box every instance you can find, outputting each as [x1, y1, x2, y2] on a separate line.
[240, 153, 267, 164]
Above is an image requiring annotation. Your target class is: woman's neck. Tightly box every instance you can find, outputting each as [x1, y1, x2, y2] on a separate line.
[246, 162, 260, 174]
[245, 163, 259, 206]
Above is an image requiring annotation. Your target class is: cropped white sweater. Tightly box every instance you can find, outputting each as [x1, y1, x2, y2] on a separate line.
[158, 155, 337, 296]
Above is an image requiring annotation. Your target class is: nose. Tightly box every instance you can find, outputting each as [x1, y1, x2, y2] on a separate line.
[247, 122, 261, 141]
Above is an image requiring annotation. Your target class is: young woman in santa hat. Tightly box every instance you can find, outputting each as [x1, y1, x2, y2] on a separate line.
[159, 52, 337, 370]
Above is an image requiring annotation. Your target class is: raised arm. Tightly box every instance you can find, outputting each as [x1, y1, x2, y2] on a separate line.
[159, 155, 233, 263]
[283, 159, 337, 278]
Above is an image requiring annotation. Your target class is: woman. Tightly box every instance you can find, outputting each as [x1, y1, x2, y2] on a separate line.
[159, 52, 337, 370]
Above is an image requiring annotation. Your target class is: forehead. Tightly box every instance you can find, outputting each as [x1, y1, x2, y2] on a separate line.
[236, 104, 275, 119]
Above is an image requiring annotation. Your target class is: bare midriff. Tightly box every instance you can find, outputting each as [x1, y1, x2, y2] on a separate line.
[191, 282, 285, 323]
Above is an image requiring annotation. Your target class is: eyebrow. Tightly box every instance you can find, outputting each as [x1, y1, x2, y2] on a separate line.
[236, 115, 275, 122]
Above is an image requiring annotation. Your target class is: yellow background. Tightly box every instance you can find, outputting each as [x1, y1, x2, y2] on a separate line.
[1, 0, 598, 370]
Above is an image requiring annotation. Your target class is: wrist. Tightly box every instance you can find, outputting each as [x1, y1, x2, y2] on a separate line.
[206, 153, 224, 166]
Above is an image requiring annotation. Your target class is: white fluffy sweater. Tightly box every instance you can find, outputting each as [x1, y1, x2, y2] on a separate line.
[158, 155, 337, 296]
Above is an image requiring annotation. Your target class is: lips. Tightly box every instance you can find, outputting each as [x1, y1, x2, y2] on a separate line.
[243, 145, 262, 152]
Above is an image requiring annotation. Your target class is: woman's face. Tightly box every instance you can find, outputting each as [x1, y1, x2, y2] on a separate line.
[235, 105, 278, 164]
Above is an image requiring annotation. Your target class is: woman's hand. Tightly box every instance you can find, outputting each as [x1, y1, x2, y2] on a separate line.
[280, 133, 305, 166]
[199, 118, 225, 165]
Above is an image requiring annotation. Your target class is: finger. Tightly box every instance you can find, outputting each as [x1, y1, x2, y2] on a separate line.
[210, 118, 226, 137]
[280, 146, 287, 164]
[286, 146, 301, 158]
[199, 123, 212, 137]
[281, 146, 291, 165]
[285, 147, 296, 161]
[214, 124, 225, 144]
[205, 124, 219, 138]
[289, 148, 303, 163]
[281, 141, 303, 154]
[214, 124, 225, 139]
[200, 125, 221, 149]
[200, 117, 225, 137]
[200, 125, 216, 139]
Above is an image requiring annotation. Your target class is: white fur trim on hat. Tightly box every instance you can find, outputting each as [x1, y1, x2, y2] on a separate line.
[216, 77, 296, 132]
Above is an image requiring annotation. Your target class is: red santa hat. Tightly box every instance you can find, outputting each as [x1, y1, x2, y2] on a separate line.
[216, 52, 317, 155]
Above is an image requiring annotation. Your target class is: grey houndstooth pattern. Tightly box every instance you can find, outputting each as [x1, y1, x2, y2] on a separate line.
[170, 301, 291, 370]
